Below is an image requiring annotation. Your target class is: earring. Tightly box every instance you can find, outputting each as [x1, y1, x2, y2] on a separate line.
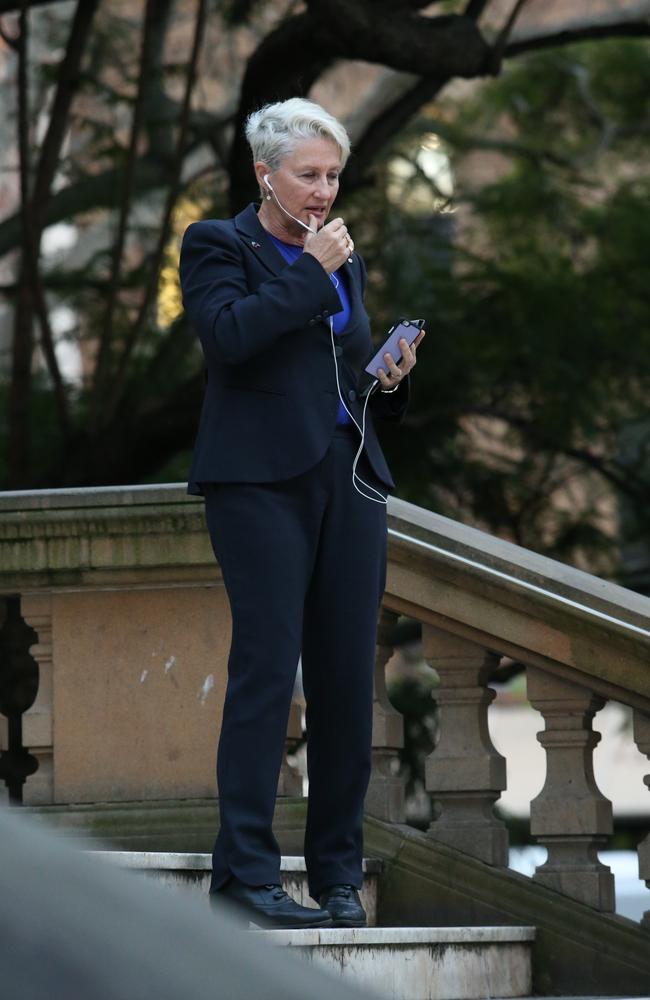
[265, 192, 271, 200]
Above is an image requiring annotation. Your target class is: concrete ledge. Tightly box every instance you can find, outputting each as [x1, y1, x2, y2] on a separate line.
[259, 925, 535, 945]
[88, 851, 383, 875]
[90, 846, 382, 926]
[257, 925, 535, 1000]
[0, 483, 198, 511]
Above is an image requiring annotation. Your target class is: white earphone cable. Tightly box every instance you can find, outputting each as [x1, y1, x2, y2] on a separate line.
[263, 174, 315, 234]
[329, 313, 387, 505]
[264, 172, 388, 505]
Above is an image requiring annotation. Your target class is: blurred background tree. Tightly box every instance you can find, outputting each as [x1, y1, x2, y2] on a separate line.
[356, 33, 650, 587]
[1, 0, 649, 587]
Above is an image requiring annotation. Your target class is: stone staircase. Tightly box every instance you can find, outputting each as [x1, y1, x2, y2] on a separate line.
[89, 850, 381, 924]
[7, 485, 650, 995]
[90, 851, 535, 1000]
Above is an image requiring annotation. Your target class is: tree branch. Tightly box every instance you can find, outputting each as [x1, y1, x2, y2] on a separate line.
[417, 114, 576, 170]
[0, 0, 58, 11]
[90, 0, 164, 428]
[485, 0, 531, 73]
[31, 0, 100, 232]
[342, 1, 650, 196]
[0, 103, 232, 260]
[32, 0, 99, 423]
[470, 405, 650, 503]
[106, 0, 209, 420]
[8, 0, 34, 487]
[310, 1, 489, 76]
[230, 3, 489, 210]
[505, 8, 650, 58]
[8, 0, 97, 484]
[344, 74, 448, 190]
[229, 8, 329, 211]
[464, 0, 493, 20]
[141, 0, 177, 162]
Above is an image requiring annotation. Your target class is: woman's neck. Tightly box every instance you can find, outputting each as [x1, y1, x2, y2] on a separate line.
[257, 201, 307, 247]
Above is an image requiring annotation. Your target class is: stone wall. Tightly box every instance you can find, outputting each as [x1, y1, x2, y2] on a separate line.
[0, 485, 232, 805]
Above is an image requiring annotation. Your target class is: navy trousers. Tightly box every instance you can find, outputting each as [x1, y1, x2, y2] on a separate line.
[202, 424, 388, 902]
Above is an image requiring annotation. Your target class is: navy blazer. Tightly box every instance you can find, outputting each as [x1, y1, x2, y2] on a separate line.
[179, 202, 410, 497]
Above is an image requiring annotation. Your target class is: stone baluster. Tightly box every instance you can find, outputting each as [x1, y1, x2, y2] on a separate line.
[422, 624, 508, 866]
[527, 667, 614, 911]
[366, 606, 405, 822]
[632, 708, 650, 928]
[0, 595, 39, 802]
[279, 699, 304, 797]
[20, 594, 54, 805]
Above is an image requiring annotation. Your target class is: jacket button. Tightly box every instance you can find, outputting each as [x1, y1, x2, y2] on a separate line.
[315, 313, 323, 322]
[308, 319, 316, 327]
[323, 309, 330, 317]
[348, 389, 357, 402]
[334, 345, 343, 357]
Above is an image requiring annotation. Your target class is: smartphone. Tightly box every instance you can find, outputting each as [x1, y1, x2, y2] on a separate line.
[359, 318, 425, 396]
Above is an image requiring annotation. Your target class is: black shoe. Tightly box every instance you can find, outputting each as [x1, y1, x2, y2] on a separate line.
[210, 876, 333, 930]
[319, 884, 367, 927]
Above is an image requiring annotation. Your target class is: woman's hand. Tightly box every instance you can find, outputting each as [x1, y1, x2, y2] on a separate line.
[376, 328, 426, 391]
[303, 217, 354, 274]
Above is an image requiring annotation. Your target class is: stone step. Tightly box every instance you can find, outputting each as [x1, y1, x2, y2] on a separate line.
[259, 925, 535, 1000]
[89, 851, 382, 926]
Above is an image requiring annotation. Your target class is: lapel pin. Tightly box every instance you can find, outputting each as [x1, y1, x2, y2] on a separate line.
[251, 240, 261, 248]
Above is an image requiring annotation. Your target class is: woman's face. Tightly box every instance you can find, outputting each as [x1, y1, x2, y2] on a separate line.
[256, 136, 342, 232]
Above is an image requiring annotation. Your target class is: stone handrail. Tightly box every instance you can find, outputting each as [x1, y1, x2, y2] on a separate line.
[0, 484, 648, 925]
[370, 496, 650, 926]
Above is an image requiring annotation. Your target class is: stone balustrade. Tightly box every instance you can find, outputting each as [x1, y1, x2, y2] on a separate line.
[1, 484, 649, 924]
[379, 496, 650, 922]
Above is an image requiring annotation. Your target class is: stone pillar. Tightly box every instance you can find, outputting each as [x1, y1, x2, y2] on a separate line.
[366, 607, 405, 822]
[632, 708, 650, 929]
[20, 594, 54, 805]
[527, 667, 614, 911]
[422, 624, 508, 866]
[279, 700, 304, 797]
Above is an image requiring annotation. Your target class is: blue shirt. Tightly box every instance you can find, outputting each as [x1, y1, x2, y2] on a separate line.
[268, 234, 352, 425]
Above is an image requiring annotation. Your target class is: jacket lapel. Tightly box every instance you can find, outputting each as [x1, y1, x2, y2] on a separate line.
[234, 202, 288, 277]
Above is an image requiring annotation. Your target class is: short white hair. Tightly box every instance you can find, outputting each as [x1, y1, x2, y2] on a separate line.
[244, 97, 351, 171]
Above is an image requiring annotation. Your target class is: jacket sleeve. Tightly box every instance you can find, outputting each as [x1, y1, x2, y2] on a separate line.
[179, 220, 343, 366]
[368, 371, 411, 423]
[356, 253, 411, 424]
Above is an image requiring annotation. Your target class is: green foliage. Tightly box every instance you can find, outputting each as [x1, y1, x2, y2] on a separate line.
[347, 39, 650, 578]
[387, 671, 438, 828]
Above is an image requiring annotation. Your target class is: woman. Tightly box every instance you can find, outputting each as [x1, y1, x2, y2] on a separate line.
[180, 98, 424, 930]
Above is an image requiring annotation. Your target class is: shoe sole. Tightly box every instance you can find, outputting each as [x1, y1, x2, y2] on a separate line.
[210, 896, 334, 931]
[249, 916, 334, 930]
[329, 918, 367, 928]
